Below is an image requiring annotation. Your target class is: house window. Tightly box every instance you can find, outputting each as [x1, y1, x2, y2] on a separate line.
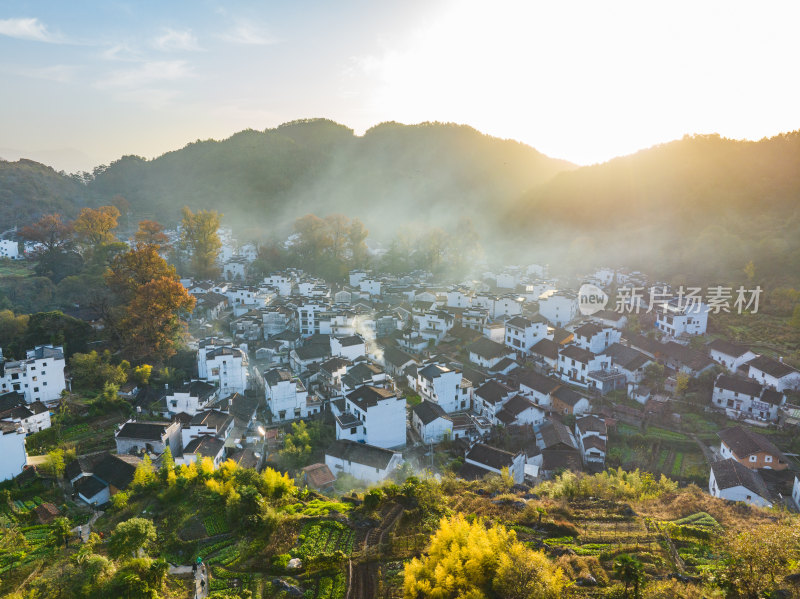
[749, 455, 757, 462]
[765, 455, 772, 463]
[350, 427, 357, 434]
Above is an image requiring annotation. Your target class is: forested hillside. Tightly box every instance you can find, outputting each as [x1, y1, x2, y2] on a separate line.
[506, 132, 800, 282]
[4, 123, 800, 283]
[87, 119, 575, 235]
[0, 160, 86, 230]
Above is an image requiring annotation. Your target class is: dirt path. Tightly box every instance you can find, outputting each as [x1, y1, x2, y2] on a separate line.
[347, 503, 404, 599]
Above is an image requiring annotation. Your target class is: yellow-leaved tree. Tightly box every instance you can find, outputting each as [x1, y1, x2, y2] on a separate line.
[403, 513, 567, 599]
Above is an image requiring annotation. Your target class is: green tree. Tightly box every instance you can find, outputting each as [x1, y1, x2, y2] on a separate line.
[180, 206, 222, 279]
[790, 303, 800, 330]
[613, 554, 645, 599]
[42, 448, 66, 478]
[158, 446, 174, 481]
[52, 516, 72, 547]
[109, 518, 157, 559]
[132, 455, 156, 490]
[279, 421, 313, 469]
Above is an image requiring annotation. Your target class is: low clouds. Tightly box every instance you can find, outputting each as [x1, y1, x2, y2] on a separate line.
[217, 22, 276, 46]
[0, 17, 61, 43]
[153, 28, 201, 52]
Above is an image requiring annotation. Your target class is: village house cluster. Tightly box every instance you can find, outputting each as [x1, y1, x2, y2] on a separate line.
[3, 229, 800, 514]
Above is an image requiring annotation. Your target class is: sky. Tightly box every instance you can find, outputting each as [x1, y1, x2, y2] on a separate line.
[2, 0, 800, 172]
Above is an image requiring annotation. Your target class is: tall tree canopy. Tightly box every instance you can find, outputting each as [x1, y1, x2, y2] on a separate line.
[73, 206, 121, 250]
[105, 245, 194, 363]
[180, 206, 221, 280]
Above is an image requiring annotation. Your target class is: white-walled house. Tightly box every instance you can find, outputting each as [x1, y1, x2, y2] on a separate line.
[707, 339, 757, 373]
[504, 316, 548, 355]
[0, 345, 66, 404]
[468, 338, 515, 369]
[573, 322, 621, 354]
[0, 239, 21, 259]
[161, 381, 219, 417]
[473, 379, 515, 421]
[197, 339, 248, 395]
[557, 345, 612, 388]
[335, 386, 406, 448]
[575, 415, 608, 465]
[655, 299, 709, 337]
[181, 409, 234, 449]
[509, 367, 560, 407]
[463, 443, 525, 484]
[538, 292, 578, 327]
[746, 355, 800, 392]
[708, 458, 772, 508]
[416, 362, 471, 413]
[0, 394, 51, 434]
[711, 374, 784, 422]
[601, 343, 653, 383]
[330, 335, 366, 361]
[325, 439, 402, 484]
[265, 369, 311, 421]
[0, 421, 27, 481]
[115, 420, 182, 456]
[495, 394, 545, 427]
[411, 401, 454, 444]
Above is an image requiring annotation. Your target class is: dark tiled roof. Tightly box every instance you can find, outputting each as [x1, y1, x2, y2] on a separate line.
[715, 374, 762, 397]
[552, 386, 585, 407]
[75, 475, 107, 500]
[582, 436, 606, 452]
[711, 458, 770, 498]
[418, 363, 450, 380]
[465, 443, 517, 470]
[748, 355, 796, 379]
[467, 337, 511, 361]
[474, 380, 513, 405]
[574, 322, 603, 338]
[382, 346, 418, 369]
[183, 435, 225, 457]
[708, 338, 751, 358]
[540, 420, 577, 450]
[718, 426, 785, 460]
[337, 335, 365, 347]
[505, 316, 532, 329]
[303, 463, 336, 488]
[325, 439, 398, 470]
[662, 342, 714, 372]
[530, 338, 560, 360]
[541, 450, 582, 472]
[265, 369, 292, 386]
[93, 454, 140, 489]
[347, 385, 396, 410]
[229, 448, 259, 469]
[116, 421, 172, 441]
[457, 461, 495, 480]
[509, 367, 561, 395]
[576, 415, 607, 436]
[189, 409, 233, 433]
[320, 357, 351, 374]
[559, 345, 595, 363]
[412, 400, 449, 425]
[294, 344, 331, 361]
[602, 343, 651, 371]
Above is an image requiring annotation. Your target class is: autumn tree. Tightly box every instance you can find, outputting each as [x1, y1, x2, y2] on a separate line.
[104, 245, 195, 363]
[105, 244, 177, 302]
[19, 213, 78, 279]
[73, 206, 121, 250]
[118, 276, 195, 362]
[180, 206, 221, 279]
[403, 513, 566, 598]
[715, 520, 800, 598]
[133, 219, 169, 250]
